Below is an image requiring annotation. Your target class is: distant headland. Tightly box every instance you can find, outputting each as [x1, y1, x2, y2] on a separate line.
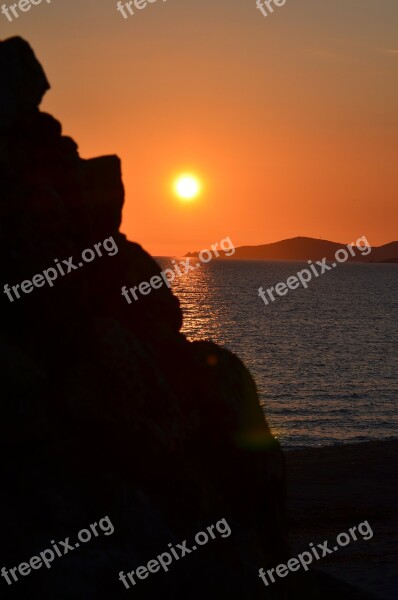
[185, 236, 398, 263]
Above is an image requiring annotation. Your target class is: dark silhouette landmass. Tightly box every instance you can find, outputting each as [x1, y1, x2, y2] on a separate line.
[0, 37, 380, 599]
[0, 36, 285, 600]
[186, 237, 398, 263]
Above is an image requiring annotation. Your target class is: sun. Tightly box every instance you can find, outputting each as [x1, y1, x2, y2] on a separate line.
[174, 174, 201, 201]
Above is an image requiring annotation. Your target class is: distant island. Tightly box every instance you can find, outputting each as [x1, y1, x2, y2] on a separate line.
[185, 236, 398, 263]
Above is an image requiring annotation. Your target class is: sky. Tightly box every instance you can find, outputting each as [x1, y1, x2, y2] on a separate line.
[1, 0, 397, 255]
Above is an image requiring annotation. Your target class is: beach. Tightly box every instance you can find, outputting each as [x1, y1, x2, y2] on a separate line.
[286, 440, 398, 600]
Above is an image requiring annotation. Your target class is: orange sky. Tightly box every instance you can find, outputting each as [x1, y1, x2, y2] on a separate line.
[3, 0, 398, 255]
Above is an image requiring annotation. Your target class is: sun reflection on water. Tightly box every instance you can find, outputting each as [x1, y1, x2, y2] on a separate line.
[163, 257, 226, 343]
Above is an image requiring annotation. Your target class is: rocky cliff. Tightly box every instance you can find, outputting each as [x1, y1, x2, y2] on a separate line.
[0, 37, 293, 599]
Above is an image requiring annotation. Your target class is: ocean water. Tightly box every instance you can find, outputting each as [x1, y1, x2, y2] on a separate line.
[158, 258, 398, 449]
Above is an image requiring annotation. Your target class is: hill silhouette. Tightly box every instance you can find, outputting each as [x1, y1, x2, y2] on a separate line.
[186, 236, 398, 262]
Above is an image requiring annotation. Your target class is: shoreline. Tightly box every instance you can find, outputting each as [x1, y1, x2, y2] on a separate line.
[286, 439, 398, 600]
[281, 436, 398, 452]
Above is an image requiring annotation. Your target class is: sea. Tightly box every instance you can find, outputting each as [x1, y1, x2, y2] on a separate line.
[158, 258, 398, 449]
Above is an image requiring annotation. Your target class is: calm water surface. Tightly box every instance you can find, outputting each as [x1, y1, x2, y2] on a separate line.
[158, 259, 398, 448]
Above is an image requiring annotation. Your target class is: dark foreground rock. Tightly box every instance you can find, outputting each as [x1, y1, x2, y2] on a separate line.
[0, 37, 287, 599]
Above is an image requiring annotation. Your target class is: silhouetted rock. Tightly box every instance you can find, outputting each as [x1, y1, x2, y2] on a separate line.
[0, 37, 49, 132]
